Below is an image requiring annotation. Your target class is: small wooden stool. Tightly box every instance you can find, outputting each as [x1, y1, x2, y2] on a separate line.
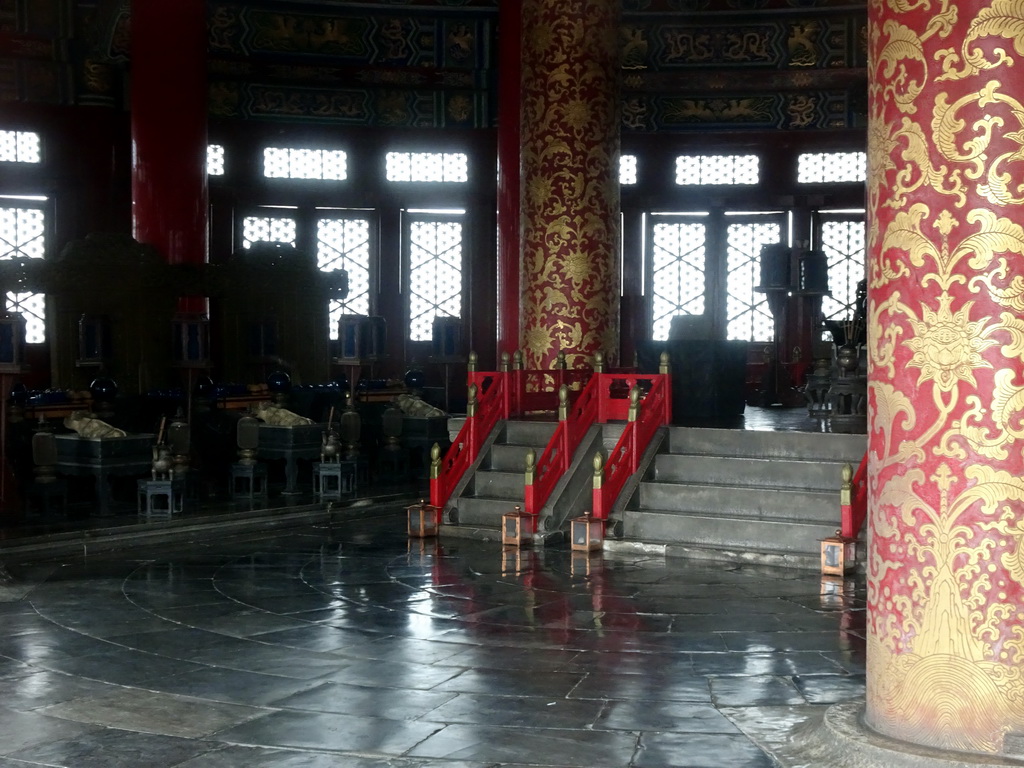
[230, 462, 268, 502]
[313, 460, 356, 501]
[138, 477, 186, 520]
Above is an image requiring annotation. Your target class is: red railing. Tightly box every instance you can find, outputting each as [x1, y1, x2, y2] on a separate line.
[841, 451, 868, 539]
[431, 354, 672, 524]
[430, 371, 507, 509]
[525, 374, 602, 516]
[593, 374, 672, 520]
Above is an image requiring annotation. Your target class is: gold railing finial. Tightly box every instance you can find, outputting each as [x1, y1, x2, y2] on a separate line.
[430, 443, 442, 479]
[840, 462, 853, 507]
[592, 451, 604, 490]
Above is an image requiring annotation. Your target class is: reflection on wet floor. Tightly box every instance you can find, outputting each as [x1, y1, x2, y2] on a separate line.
[0, 506, 866, 767]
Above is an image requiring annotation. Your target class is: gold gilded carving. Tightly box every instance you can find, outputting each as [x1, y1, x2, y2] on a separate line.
[873, 121, 968, 212]
[931, 81, 1024, 206]
[905, 293, 999, 391]
[936, 0, 1024, 81]
[876, 21, 929, 113]
[987, 510, 1024, 585]
[871, 464, 1024, 751]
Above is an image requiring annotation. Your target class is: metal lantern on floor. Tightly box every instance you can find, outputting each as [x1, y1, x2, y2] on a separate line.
[820, 533, 857, 576]
[407, 498, 440, 538]
[501, 504, 532, 547]
[571, 512, 604, 552]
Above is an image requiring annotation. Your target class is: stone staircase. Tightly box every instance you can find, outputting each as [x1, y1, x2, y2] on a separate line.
[613, 426, 867, 569]
[447, 420, 557, 529]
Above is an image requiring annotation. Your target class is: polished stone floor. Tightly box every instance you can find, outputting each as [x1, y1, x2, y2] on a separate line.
[0, 504, 867, 767]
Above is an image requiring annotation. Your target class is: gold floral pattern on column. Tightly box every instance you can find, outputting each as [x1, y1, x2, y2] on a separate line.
[520, 0, 621, 370]
[867, 0, 1024, 754]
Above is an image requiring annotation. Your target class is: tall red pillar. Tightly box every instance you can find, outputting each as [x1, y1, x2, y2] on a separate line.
[866, 0, 1024, 755]
[519, 0, 621, 370]
[495, 1, 522, 363]
[130, 1, 208, 279]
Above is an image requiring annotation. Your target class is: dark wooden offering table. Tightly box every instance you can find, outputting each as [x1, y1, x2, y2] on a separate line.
[257, 423, 324, 496]
[55, 433, 155, 516]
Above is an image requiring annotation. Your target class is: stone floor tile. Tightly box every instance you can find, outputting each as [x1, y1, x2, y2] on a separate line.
[594, 698, 741, 734]
[408, 722, 639, 766]
[214, 709, 443, 752]
[709, 674, 807, 707]
[0, 705, 100, 756]
[35, 687, 265, 738]
[6, 727, 213, 767]
[634, 730, 776, 767]
[272, 680, 457, 718]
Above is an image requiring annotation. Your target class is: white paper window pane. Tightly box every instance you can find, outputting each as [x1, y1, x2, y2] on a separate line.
[651, 221, 706, 341]
[242, 215, 297, 249]
[263, 147, 347, 180]
[620, 155, 637, 185]
[820, 218, 866, 326]
[0, 131, 41, 163]
[409, 219, 463, 340]
[675, 154, 759, 186]
[386, 152, 468, 183]
[726, 221, 781, 342]
[207, 144, 225, 176]
[797, 152, 866, 183]
[6, 292, 44, 343]
[318, 216, 372, 338]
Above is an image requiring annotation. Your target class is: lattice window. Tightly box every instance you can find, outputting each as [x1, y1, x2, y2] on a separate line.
[0, 202, 46, 341]
[676, 154, 759, 186]
[819, 215, 866, 325]
[726, 219, 782, 342]
[6, 292, 44, 343]
[263, 147, 347, 180]
[620, 154, 637, 185]
[386, 152, 468, 183]
[650, 218, 707, 341]
[318, 215, 372, 339]
[408, 216, 463, 341]
[0, 131, 41, 163]
[242, 215, 297, 249]
[798, 152, 866, 183]
[207, 144, 225, 176]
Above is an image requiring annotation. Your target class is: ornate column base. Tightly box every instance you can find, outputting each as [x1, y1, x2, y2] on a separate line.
[751, 702, 1024, 767]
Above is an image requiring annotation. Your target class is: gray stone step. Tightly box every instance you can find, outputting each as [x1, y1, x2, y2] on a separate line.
[639, 481, 837, 524]
[620, 509, 837, 557]
[471, 470, 524, 498]
[504, 420, 558, 445]
[486, 443, 535, 473]
[454, 496, 524, 527]
[652, 454, 848, 492]
[667, 427, 865, 462]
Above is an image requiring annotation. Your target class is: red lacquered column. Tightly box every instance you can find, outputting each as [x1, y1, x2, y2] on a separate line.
[496, 1, 522, 363]
[130, 0, 208, 313]
[865, 0, 1024, 754]
[519, 0, 621, 371]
